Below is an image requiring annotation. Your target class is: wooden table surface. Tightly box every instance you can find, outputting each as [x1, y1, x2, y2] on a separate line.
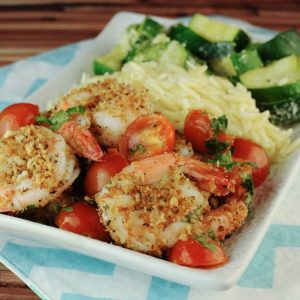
[0, 0, 299, 299]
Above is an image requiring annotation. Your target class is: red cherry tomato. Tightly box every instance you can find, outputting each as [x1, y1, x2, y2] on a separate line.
[184, 110, 233, 154]
[55, 202, 110, 241]
[84, 149, 128, 197]
[184, 110, 212, 153]
[119, 114, 175, 161]
[231, 137, 270, 187]
[0, 103, 39, 137]
[168, 237, 228, 268]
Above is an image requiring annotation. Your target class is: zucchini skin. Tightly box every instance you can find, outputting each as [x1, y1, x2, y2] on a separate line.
[169, 24, 234, 60]
[233, 30, 251, 52]
[123, 18, 163, 63]
[231, 49, 263, 75]
[93, 61, 114, 75]
[169, 24, 208, 55]
[250, 79, 300, 103]
[258, 96, 300, 125]
[258, 28, 300, 61]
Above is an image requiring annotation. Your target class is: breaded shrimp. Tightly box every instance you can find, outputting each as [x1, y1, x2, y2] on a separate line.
[53, 78, 153, 147]
[96, 153, 252, 255]
[96, 154, 209, 256]
[0, 125, 80, 212]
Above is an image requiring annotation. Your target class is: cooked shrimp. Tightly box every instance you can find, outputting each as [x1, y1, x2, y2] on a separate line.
[53, 78, 153, 147]
[199, 199, 248, 241]
[96, 154, 209, 256]
[56, 120, 103, 161]
[0, 125, 80, 212]
[193, 165, 253, 240]
[95, 153, 239, 256]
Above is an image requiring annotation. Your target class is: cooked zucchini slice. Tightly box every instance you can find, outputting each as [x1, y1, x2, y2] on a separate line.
[189, 14, 250, 51]
[133, 41, 188, 67]
[197, 42, 234, 60]
[240, 55, 300, 89]
[169, 23, 233, 60]
[169, 24, 208, 54]
[123, 17, 164, 64]
[93, 45, 127, 75]
[210, 48, 263, 77]
[258, 28, 300, 61]
[251, 79, 300, 102]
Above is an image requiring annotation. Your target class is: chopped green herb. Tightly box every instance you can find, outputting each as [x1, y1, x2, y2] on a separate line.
[205, 138, 230, 155]
[129, 143, 146, 156]
[211, 115, 228, 134]
[50, 111, 70, 130]
[195, 235, 217, 252]
[66, 106, 86, 114]
[182, 207, 203, 223]
[244, 192, 253, 207]
[241, 173, 254, 207]
[27, 204, 37, 210]
[103, 204, 110, 210]
[241, 173, 254, 195]
[36, 106, 86, 131]
[52, 203, 61, 214]
[62, 206, 73, 212]
[208, 151, 236, 169]
[36, 115, 51, 124]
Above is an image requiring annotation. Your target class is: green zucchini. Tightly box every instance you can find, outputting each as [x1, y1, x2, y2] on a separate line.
[258, 96, 300, 125]
[93, 45, 127, 75]
[258, 28, 300, 61]
[210, 48, 263, 77]
[197, 42, 234, 60]
[139, 17, 164, 38]
[123, 17, 164, 64]
[169, 23, 208, 55]
[133, 41, 188, 67]
[169, 23, 233, 60]
[251, 79, 300, 102]
[240, 55, 300, 89]
[189, 14, 250, 51]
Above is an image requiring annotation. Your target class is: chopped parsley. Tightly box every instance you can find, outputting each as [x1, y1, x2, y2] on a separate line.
[36, 106, 86, 131]
[205, 138, 231, 155]
[52, 203, 61, 214]
[62, 206, 73, 212]
[182, 207, 203, 223]
[195, 235, 217, 252]
[210, 115, 228, 134]
[27, 204, 37, 210]
[208, 151, 237, 170]
[241, 173, 254, 207]
[129, 143, 146, 156]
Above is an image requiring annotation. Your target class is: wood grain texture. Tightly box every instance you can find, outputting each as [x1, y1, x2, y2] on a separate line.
[0, 1, 299, 298]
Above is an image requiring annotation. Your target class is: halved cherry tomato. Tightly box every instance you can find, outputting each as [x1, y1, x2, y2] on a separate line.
[184, 110, 233, 154]
[231, 137, 270, 187]
[184, 110, 211, 153]
[168, 237, 228, 268]
[55, 202, 110, 241]
[84, 149, 128, 197]
[0, 103, 39, 137]
[119, 114, 175, 161]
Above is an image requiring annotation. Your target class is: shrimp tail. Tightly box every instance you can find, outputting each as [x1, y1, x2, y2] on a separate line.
[178, 158, 236, 196]
[57, 121, 103, 161]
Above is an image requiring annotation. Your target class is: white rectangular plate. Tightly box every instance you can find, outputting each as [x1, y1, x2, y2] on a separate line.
[1, 12, 300, 290]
